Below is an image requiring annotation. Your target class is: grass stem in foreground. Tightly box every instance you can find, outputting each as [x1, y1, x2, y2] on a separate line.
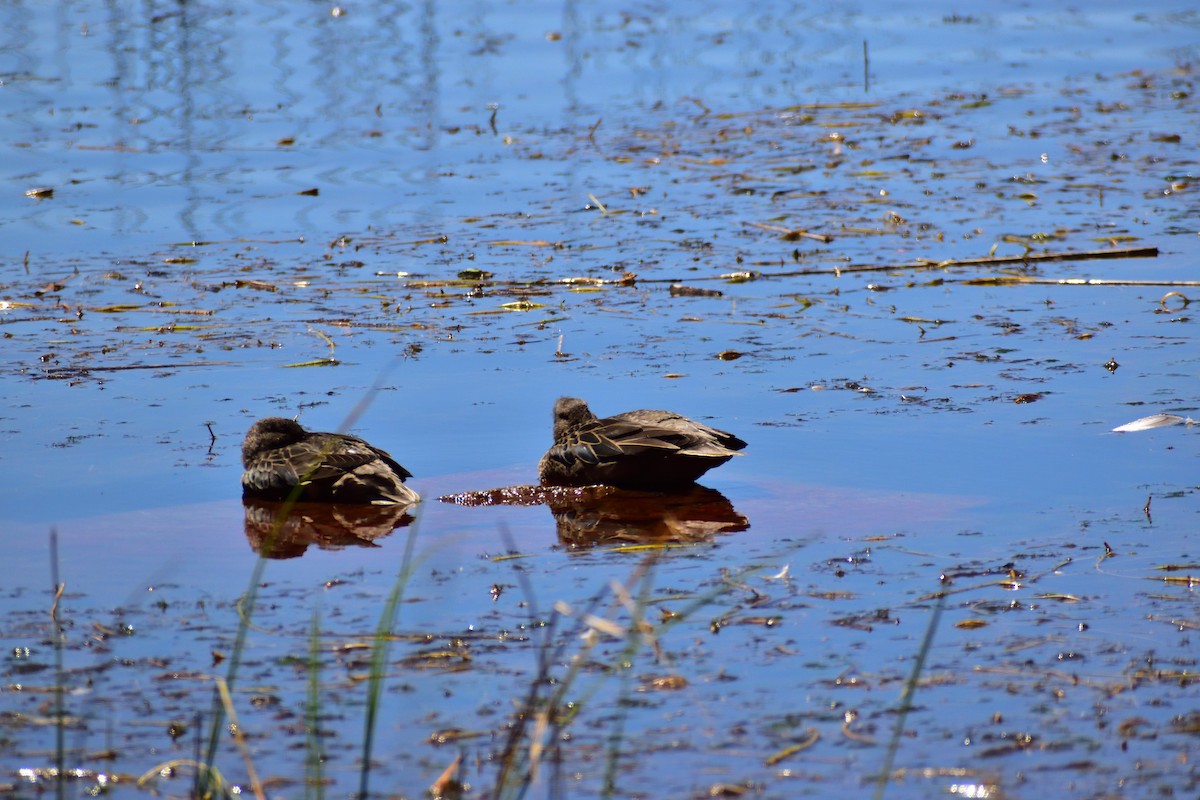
[49, 528, 66, 800]
[358, 520, 421, 800]
[306, 607, 325, 800]
[872, 591, 946, 800]
[215, 677, 266, 800]
[600, 567, 658, 799]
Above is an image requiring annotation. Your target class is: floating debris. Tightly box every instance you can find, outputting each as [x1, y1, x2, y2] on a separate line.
[1111, 413, 1193, 432]
[669, 284, 723, 297]
[457, 267, 493, 280]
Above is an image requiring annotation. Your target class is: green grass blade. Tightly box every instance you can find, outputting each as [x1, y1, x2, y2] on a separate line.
[358, 519, 421, 800]
[306, 606, 325, 800]
[872, 590, 946, 800]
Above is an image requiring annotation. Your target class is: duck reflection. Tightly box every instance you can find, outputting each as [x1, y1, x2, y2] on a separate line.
[548, 485, 747, 547]
[441, 484, 748, 547]
[242, 498, 415, 559]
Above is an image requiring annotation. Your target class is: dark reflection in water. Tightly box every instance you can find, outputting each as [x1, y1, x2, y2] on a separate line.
[242, 498, 415, 559]
[550, 485, 748, 547]
[442, 484, 748, 547]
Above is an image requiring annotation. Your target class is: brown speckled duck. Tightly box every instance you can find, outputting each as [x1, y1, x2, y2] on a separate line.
[538, 397, 746, 490]
[241, 417, 419, 506]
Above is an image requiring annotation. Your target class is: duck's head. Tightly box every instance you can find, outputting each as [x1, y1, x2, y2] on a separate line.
[242, 417, 306, 466]
[551, 397, 598, 440]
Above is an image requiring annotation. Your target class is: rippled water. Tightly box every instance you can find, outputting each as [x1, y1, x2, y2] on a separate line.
[2, 1, 1199, 798]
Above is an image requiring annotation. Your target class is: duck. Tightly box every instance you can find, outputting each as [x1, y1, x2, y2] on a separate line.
[240, 417, 419, 506]
[537, 396, 746, 490]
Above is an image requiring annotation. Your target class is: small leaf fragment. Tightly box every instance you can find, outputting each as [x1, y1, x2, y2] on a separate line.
[955, 618, 989, 630]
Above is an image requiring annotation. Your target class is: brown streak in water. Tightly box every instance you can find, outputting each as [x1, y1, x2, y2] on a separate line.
[39, 361, 230, 376]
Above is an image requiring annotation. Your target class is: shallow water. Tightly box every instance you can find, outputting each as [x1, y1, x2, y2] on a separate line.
[2, 1, 1199, 798]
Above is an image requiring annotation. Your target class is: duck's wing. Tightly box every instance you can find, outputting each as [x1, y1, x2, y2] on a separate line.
[358, 441, 414, 481]
[295, 434, 387, 479]
[612, 410, 747, 454]
[560, 418, 712, 467]
[306, 433, 414, 480]
[243, 434, 379, 491]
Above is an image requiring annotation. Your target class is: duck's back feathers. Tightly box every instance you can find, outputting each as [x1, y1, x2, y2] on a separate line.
[611, 409, 747, 456]
[241, 417, 419, 506]
[538, 397, 745, 489]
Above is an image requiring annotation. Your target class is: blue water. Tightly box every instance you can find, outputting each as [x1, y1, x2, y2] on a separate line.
[2, 1, 1199, 798]
[4, 1, 1197, 256]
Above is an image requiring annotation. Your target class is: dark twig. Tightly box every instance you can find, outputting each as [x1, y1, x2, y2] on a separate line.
[403, 246, 1158, 291]
[863, 39, 870, 92]
[40, 361, 228, 376]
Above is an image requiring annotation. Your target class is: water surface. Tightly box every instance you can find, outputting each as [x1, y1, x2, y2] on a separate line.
[2, 1, 1199, 798]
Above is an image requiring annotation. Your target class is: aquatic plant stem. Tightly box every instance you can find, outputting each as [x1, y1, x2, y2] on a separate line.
[215, 678, 267, 800]
[138, 760, 230, 796]
[358, 520, 421, 800]
[499, 558, 666, 799]
[600, 567, 658, 799]
[306, 607, 325, 800]
[192, 711, 203, 799]
[492, 547, 607, 799]
[199, 549, 268, 796]
[492, 524, 553, 797]
[337, 356, 405, 434]
[203, 418, 363, 791]
[406, 245, 1158, 290]
[863, 39, 870, 92]
[199, 490, 293, 796]
[872, 591, 946, 800]
[49, 528, 65, 800]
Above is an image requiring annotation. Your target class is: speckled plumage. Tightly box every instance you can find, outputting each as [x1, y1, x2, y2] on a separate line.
[538, 397, 746, 489]
[241, 417, 419, 506]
